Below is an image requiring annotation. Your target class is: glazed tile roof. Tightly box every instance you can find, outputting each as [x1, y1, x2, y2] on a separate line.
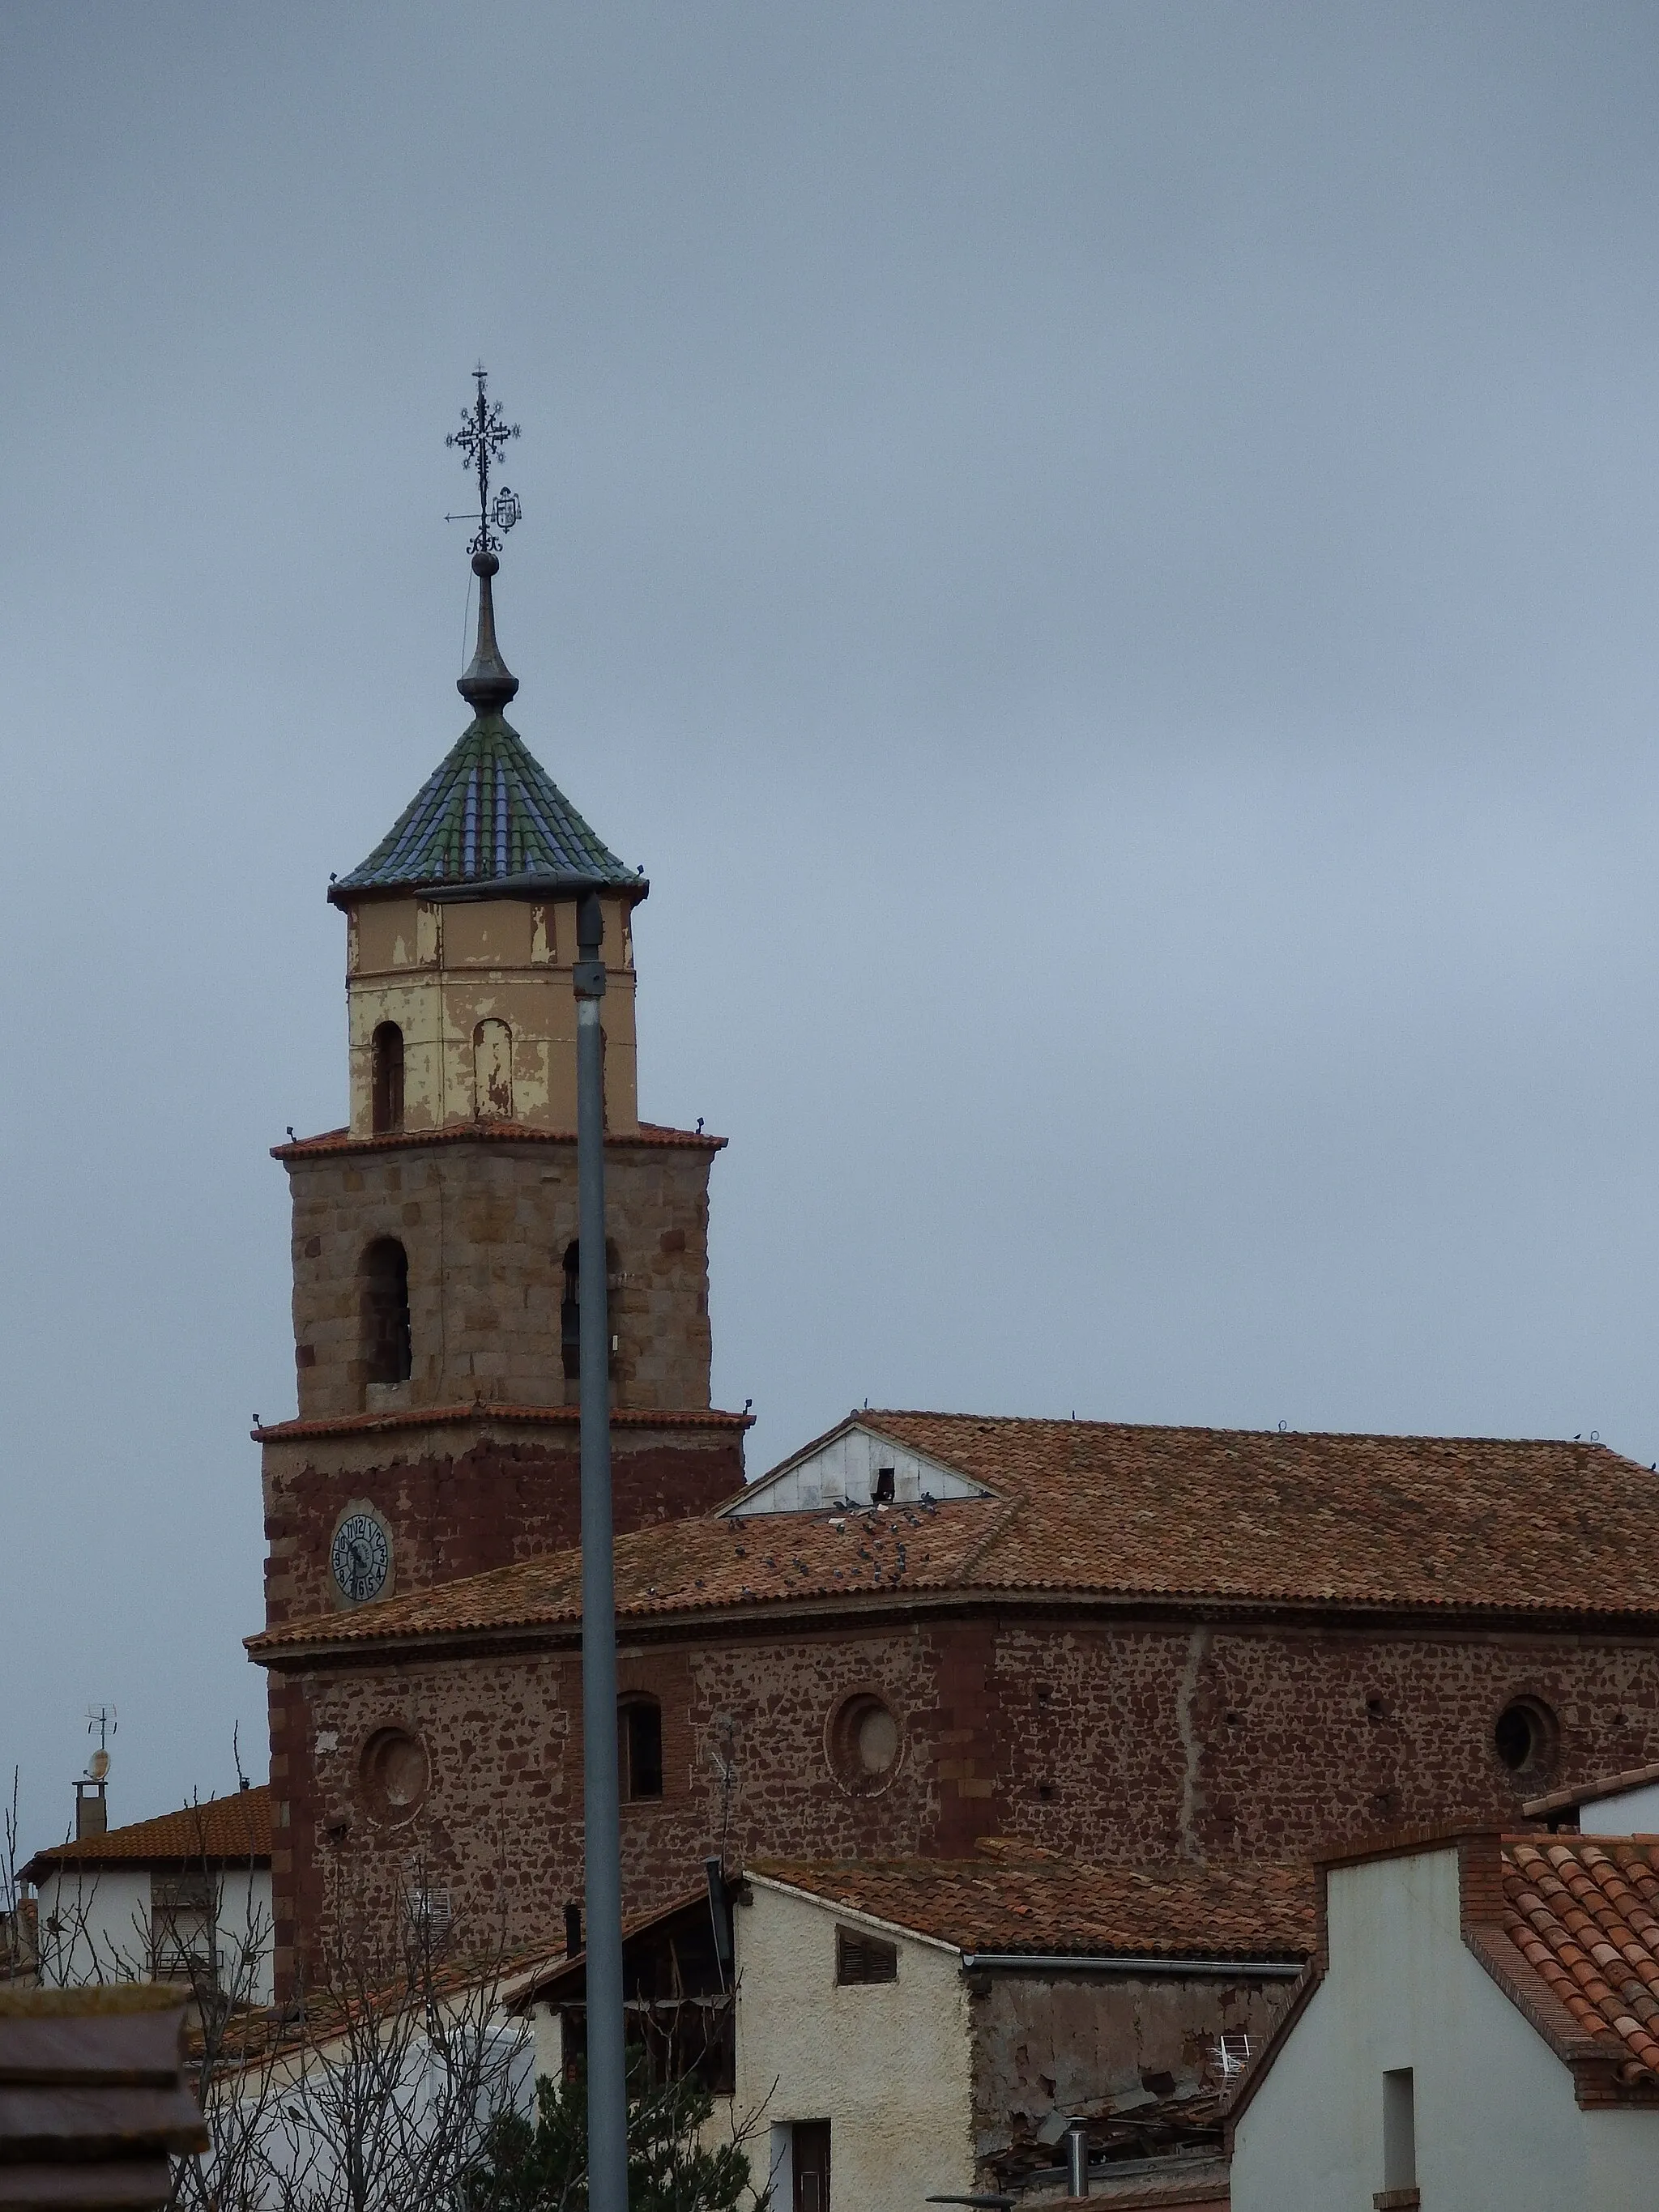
[1504, 1837, 1659, 2078]
[249, 1411, 1659, 1658]
[750, 1850, 1314, 1961]
[22, 1788, 271, 1884]
[334, 712, 643, 897]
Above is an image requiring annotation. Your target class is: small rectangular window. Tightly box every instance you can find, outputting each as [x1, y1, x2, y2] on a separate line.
[873, 1467, 896, 1502]
[835, 1926, 898, 1985]
[621, 1700, 663, 1802]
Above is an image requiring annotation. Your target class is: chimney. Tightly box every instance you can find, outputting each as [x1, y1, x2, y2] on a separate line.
[74, 1783, 107, 1841]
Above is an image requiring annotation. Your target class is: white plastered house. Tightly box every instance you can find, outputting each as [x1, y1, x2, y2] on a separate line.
[513, 1847, 1310, 2212]
[1228, 1798, 1659, 2212]
[22, 1785, 275, 2005]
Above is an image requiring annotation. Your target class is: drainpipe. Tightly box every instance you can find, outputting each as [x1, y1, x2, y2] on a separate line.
[575, 890, 626, 2212]
[1063, 2121, 1090, 2198]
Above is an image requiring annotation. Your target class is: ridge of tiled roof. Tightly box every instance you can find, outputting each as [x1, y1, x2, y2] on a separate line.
[748, 1853, 1315, 1962]
[23, 1787, 272, 1882]
[1503, 1835, 1659, 2079]
[334, 711, 643, 897]
[249, 1412, 1659, 1657]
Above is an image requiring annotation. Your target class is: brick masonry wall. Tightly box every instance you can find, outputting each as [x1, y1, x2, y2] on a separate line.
[287, 1137, 716, 1417]
[261, 1423, 745, 1627]
[264, 1609, 1659, 1995]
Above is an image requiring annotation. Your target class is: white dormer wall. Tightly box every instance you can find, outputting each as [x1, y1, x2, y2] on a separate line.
[1580, 1780, 1659, 1834]
[727, 1424, 991, 1516]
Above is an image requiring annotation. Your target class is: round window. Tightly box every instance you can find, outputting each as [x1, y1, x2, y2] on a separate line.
[360, 1728, 431, 1824]
[1494, 1696, 1559, 1778]
[827, 1692, 902, 1796]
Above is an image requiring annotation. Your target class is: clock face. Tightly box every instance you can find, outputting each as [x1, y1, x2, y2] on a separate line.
[331, 1512, 390, 1605]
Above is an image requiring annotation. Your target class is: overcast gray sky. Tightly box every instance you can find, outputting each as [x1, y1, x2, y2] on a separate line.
[5, 2, 1659, 1852]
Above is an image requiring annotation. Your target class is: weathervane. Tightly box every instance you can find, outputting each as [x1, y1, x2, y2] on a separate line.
[446, 364, 522, 559]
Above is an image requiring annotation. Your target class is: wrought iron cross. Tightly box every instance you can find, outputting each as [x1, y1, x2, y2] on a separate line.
[446, 364, 522, 557]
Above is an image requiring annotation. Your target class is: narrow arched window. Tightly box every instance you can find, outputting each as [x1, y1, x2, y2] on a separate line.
[371, 1022, 404, 1135]
[360, 1238, 412, 1387]
[473, 1018, 513, 1120]
[560, 1239, 620, 1382]
[619, 1698, 663, 1802]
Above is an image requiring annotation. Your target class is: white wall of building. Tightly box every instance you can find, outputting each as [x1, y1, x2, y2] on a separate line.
[729, 1425, 988, 1514]
[733, 1879, 976, 2212]
[1230, 1847, 1659, 2211]
[35, 1866, 152, 1986]
[34, 1865, 274, 2005]
[1580, 1779, 1659, 1833]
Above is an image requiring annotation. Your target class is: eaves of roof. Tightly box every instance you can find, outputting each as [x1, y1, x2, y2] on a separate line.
[273, 1120, 724, 1162]
[252, 1402, 752, 1446]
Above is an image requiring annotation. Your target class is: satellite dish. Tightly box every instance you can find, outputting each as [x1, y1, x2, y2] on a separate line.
[88, 1749, 109, 1783]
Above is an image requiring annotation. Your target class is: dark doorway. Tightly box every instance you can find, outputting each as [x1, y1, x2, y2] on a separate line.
[360, 1238, 412, 1387]
[792, 2121, 830, 2212]
[371, 1021, 404, 1134]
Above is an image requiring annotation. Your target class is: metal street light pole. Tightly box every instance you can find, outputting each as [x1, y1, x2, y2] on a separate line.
[574, 889, 628, 2212]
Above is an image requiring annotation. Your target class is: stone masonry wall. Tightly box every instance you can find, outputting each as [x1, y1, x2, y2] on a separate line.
[261, 1423, 745, 1628]
[286, 1136, 717, 1417]
[264, 1610, 1659, 1995]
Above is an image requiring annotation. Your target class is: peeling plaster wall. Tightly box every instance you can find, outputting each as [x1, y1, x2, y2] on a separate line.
[968, 1969, 1290, 2172]
[733, 1882, 975, 2212]
[344, 894, 638, 1136]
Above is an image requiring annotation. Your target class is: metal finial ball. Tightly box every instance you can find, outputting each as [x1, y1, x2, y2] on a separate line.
[472, 550, 500, 578]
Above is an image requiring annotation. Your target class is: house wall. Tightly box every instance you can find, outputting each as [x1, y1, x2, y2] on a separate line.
[265, 1613, 1659, 1998]
[34, 1868, 151, 1985]
[1581, 1779, 1659, 1833]
[33, 1867, 274, 2005]
[733, 1882, 975, 2212]
[1230, 1848, 1659, 2211]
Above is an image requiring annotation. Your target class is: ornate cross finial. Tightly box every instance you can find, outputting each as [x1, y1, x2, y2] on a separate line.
[446, 363, 522, 560]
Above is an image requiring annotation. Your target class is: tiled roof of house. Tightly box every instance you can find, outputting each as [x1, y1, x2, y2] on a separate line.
[1505, 1836, 1659, 2078]
[333, 713, 643, 897]
[249, 1411, 1659, 1658]
[751, 1850, 1315, 1962]
[23, 1788, 271, 1884]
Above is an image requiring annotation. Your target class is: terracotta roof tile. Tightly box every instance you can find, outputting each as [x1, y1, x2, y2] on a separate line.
[748, 1852, 1315, 1961]
[252, 1402, 749, 1444]
[249, 1410, 1659, 1657]
[1523, 1760, 1659, 1820]
[23, 1789, 271, 1883]
[1503, 1836, 1659, 2079]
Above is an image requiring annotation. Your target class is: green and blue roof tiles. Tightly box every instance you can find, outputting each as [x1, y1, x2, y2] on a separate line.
[335, 712, 642, 897]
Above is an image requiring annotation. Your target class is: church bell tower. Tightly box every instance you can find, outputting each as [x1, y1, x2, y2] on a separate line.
[258, 374, 747, 1655]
